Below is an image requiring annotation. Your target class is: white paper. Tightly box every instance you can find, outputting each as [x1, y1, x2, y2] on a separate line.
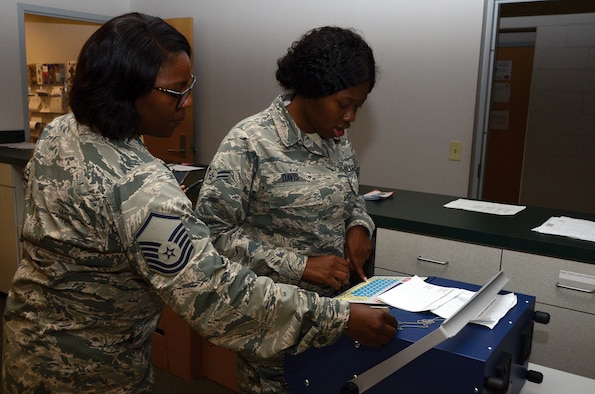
[168, 164, 204, 172]
[559, 270, 595, 287]
[532, 216, 595, 243]
[494, 60, 512, 80]
[379, 275, 517, 329]
[492, 82, 511, 103]
[444, 198, 525, 215]
[378, 276, 463, 312]
[432, 290, 517, 329]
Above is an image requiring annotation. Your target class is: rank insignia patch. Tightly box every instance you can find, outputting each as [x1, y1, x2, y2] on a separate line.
[136, 212, 194, 275]
[207, 169, 234, 183]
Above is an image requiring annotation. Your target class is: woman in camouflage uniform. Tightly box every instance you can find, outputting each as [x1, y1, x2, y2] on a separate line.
[1, 15, 397, 393]
[197, 27, 380, 393]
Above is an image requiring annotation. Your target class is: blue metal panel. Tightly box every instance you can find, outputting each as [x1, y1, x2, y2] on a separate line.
[285, 277, 536, 394]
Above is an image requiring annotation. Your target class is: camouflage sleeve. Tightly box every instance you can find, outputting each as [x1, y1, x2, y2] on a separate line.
[344, 143, 375, 237]
[107, 161, 348, 357]
[196, 128, 307, 285]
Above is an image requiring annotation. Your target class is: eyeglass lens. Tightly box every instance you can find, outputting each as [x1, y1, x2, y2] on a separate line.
[176, 76, 196, 109]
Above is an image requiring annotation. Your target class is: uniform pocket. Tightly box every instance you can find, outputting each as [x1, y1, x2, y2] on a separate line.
[269, 181, 322, 209]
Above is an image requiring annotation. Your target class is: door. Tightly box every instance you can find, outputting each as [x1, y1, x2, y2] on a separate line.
[481, 45, 534, 203]
[143, 18, 194, 164]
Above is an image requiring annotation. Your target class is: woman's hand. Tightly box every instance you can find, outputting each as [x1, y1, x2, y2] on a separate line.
[303, 255, 350, 290]
[344, 303, 398, 347]
[344, 226, 372, 282]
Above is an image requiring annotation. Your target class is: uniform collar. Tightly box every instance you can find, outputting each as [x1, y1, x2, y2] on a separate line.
[272, 94, 332, 156]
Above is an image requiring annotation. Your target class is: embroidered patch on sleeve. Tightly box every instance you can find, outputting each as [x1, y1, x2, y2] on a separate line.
[136, 212, 194, 276]
[206, 169, 234, 183]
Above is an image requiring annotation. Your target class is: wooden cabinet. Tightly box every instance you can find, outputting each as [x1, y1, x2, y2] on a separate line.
[374, 228, 501, 284]
[501, 251, 595, 378]
[152, 305, 239, 392]
[0, 163, 24, 293]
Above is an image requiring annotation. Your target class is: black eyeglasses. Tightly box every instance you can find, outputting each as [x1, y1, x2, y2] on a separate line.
[153, 74, 196, 110]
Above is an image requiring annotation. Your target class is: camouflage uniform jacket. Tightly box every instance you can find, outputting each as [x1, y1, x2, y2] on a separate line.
[1, 113, 349, 393]
[196, 94, 375, 297]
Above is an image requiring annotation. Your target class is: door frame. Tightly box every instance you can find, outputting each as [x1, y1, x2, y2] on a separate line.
[470, 0, 549, 199]
[17, 4, 110, 143]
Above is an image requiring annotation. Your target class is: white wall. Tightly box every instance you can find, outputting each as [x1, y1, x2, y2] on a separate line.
[131, 0, 486, 197]
[0, 0, 486, 197]
[501, 14, 595, 214]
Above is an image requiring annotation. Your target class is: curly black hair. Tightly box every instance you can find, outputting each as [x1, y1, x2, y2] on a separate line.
[69, 13, 191, 140]
[276, 26, 376, 99]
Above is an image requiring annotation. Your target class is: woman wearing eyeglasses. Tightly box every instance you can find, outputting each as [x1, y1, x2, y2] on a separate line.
[1, 13, 397, 394]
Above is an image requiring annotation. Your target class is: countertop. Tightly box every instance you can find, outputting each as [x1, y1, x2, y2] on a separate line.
[361, 186, 595, 265]
[0, 145, 33, 167]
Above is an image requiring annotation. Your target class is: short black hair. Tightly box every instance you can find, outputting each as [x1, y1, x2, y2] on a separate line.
[69, 12, 191, 140]
[276, 26, 376, 99]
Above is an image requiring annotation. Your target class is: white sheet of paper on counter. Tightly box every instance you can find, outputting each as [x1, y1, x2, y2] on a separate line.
[444, 198, 526, 215]
[532, 216, 595, 243]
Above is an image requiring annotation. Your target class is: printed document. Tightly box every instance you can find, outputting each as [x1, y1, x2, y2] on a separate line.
[444, 198, 525, 215]
[379, 275, 516, 329]
[532, 216, 595, 243]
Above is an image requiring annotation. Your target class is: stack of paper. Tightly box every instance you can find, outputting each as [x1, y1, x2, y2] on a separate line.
[378, 276, 517, 329]
[444, 198, 525, 215]
[532, 216, 595, 243]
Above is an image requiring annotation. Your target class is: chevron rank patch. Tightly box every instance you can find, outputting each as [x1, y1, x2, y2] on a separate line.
[206, 169, 235, 183]
[136, 212, 194, 275]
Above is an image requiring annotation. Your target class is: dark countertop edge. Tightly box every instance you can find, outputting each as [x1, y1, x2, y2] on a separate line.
[371, 214, 594, 264]
[363, 185, 595, 265]
[0, 130, 25, 144]
[0, 146, 32, 167]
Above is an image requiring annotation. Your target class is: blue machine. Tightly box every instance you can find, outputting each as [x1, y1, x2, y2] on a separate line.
[284, 276, 547, 394]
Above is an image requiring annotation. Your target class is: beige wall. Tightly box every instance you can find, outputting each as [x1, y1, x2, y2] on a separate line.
[502, 14, 595, 214]
[131, 0, 486, 197]
[25, 15, 100, 65]
[0, 0, 488, 197]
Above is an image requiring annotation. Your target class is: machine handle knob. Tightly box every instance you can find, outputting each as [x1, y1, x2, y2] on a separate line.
[340, 382, 359, 394]
[534, 311, 550, 324]
[484, 377, 507, 392]
[526, 370, 544, 384]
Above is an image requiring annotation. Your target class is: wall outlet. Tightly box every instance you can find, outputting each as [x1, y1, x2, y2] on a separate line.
[449, 141, 462, 161]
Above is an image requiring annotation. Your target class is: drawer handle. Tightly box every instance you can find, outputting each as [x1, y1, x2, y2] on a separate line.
[417, 256, 449, 265]
[555, 282, 595, 293]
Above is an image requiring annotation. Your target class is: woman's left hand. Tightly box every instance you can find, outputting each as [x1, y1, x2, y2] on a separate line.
[344, 226, 372, 282]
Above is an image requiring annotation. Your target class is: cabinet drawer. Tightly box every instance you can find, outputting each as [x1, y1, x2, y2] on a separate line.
[529, 303, 595, 379]
[375, 228, 501, 284]
[501, 250, 595, 314]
